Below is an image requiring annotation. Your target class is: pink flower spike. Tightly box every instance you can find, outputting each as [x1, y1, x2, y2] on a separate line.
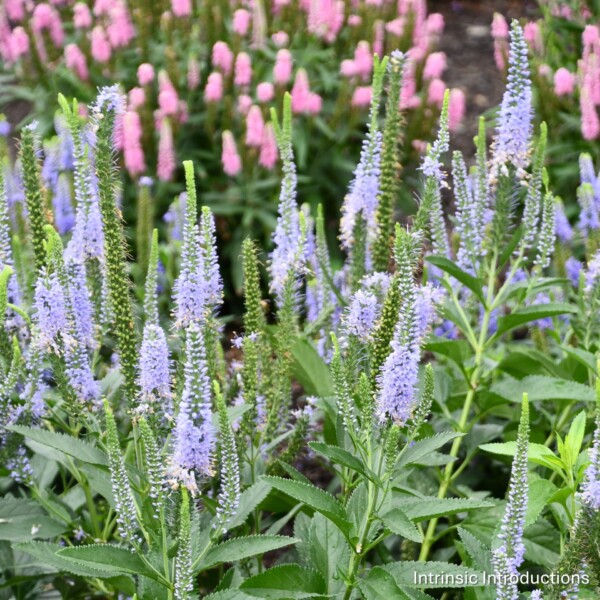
[423, 51, 446, 80]
[171, 0, 192, 17]
[123, 111, 146, 176]
[259, 122, 278, 169]
[271, 31, 289, 47]
[128, 87, 146, 110]
[351, 86, 372, 108]
[583, 25, 600, 47]
[256, 82, 274, 103]
[212, 41, 234, 75]
[291, 69, 311, 113]
[448, 88, 466, 132]
[204, 72, 223, 103]
[373, 20, 384, 57]
[237, 94, 253, 115]
[106, 0, 135, 48]
[73, 2, 92, 28]
[354, 41, 373, 80]
[157, 119, 176, 181]
[65, 44, 89, 81]
[427, 78, 446, 108]
[32, 4, 64, 47]
[386, 18, 405, 37]
[93, 0, 112, 16]
[340, 59, 357, 78]
[307, 92, 322, 115]
[246, 106, 264, 147]
[9, 27, 30, 60]
[234, 52, 253, 87]
[348, 15, 362, 27]
[90, 26, 111, 63]
[426, 13, 444, 35]
[554, 68, 575, 96]
[274, 49, 293, 85]
[581, 86, 600, 140]
[491, 13, 508, 38]
[523, 22, 542, 53]
[187, 57, 201, 90]
[6, 0, 26, 21]
[158, 71, 179, 116]
[222, 131, 242, 176]
[233, 9, 252, 36]
[138, 63, 155, 86]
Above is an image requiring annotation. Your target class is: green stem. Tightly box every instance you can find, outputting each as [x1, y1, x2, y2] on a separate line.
[419, 252, 498, 561]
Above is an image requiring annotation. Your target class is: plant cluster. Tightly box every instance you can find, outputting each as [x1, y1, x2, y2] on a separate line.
[492, 2, 600, 200]
[0, 0, 466, 266]
[1, 16, 600, 600]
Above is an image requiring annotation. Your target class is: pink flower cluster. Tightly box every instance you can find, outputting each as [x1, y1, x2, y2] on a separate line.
[512, 12, 600, 142]
[0, 0, 460, 181]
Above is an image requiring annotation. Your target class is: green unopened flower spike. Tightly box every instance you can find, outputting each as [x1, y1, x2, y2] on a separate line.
[136, 179, 154, 275]
[104, 400, 142, 545]
[534, 191, 556, 271]
[215, 382, 240, 530]
[93, 87, 139, 403]
[241, 238, 265, 431]
[174, 488, 194, 600]
[373, 50, 406, 272]
[138, 417, 165, 520]
[412, 364, 435, 433]
[331, 334, 358, 435]
[20, 122, 48, 271]
[518, 122, 547, 255]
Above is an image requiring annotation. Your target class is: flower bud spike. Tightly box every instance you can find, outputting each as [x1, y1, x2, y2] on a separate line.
[373, 50, 406, 272]
[20, 122, 47, 271]
[92, 86, 138, 403]
[174, 488, 194, 599]
[104, 400, 142, 545]
[492, 393, 530, 599]
[215, 382, 240, 530]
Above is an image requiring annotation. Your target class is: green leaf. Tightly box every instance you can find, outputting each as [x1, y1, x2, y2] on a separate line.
[564, 411, 587, 468]
[14, 542, 120, 578]
[261, 476, 352, 537]
[308, 442, 376, 481]
[0, 497, 65, 542]
[382, 561, 484, 588]
[561, 347, 598, 375]
[490, 375, 595, 404]
[523, 519, 561, 568]
[359, 567, 416, 600]
[8, 425, 108, 466]
[239, 564, 326, 598]
[307, 514, 350, 596]
[291, 338, 334, 397]
[57, 545, 156, 579]
[202, 536, 298, 570]
[226, 481, 271, 530]
[456, 528, 493, 574]
[380, 509, 423, 542]
[480, 442, 564, 473]
[394, 497, 494, 522]
[494, 304, 576, 338]
[425, 339, 472, 368]
[525, 479, 558, 527]
[396, 432, 465, 468]
[426, 256, 485, 303]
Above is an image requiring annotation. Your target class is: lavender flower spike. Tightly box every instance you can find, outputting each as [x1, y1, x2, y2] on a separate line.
[581, 412, 600, 510]
[169, 324, 215, 494]
[420, 89, 450, 187]
[491, 20, 533, 179]
[492, 393, 530, 600]
[376, 228, 428, 424]
[269, 94, 302, 306]
[138, 231, 171, 416]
